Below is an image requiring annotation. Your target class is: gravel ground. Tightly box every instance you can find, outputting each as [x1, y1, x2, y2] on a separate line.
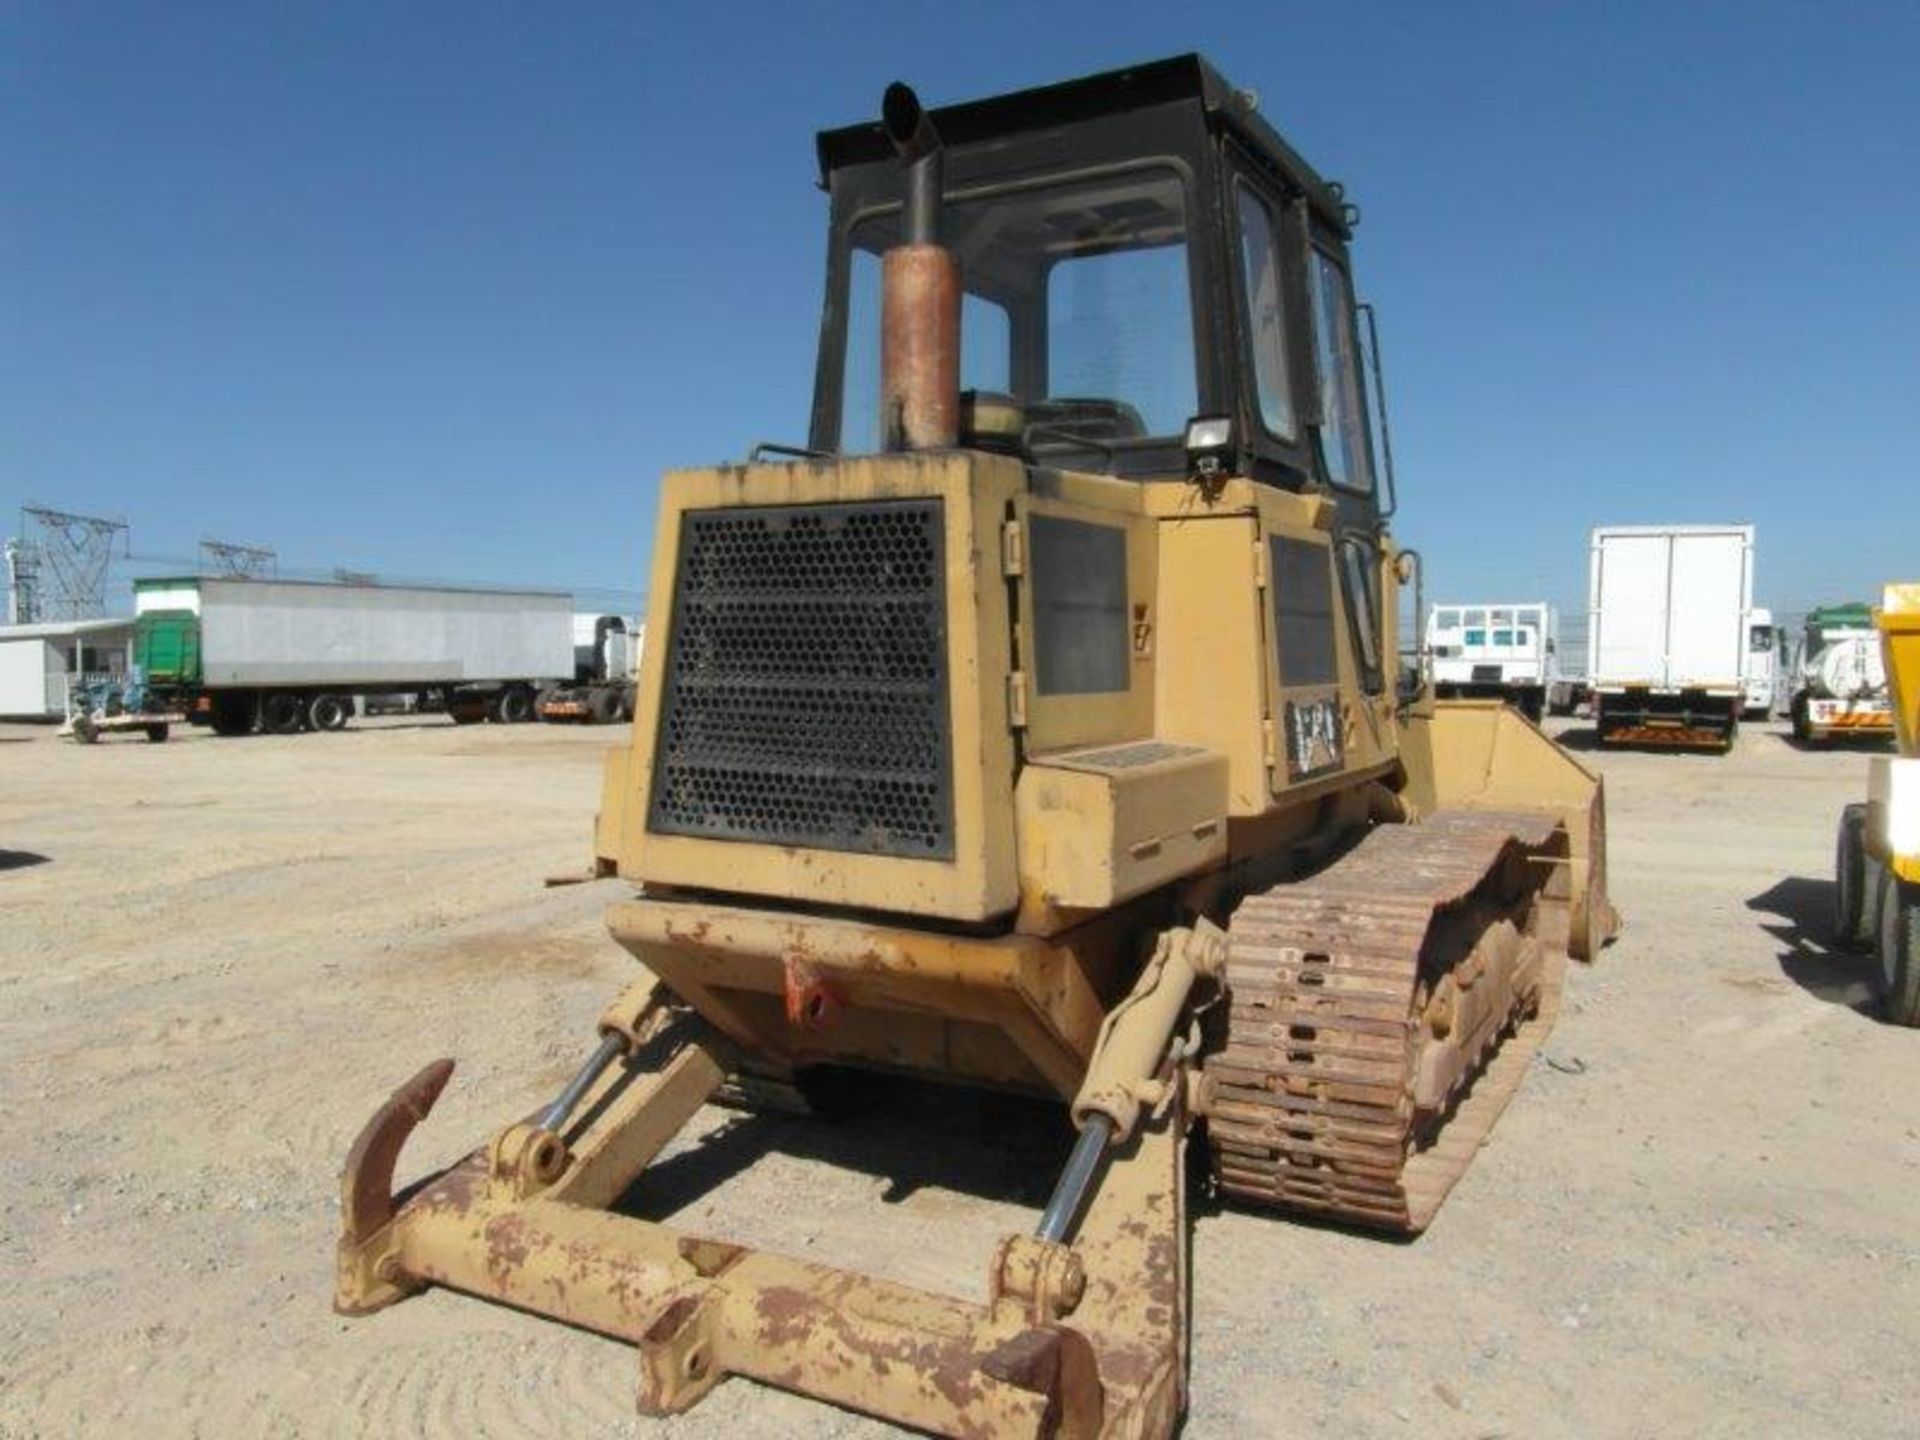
[1, 713, 1915, 1438]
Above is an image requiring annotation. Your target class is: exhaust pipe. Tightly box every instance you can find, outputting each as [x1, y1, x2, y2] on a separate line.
[879, 82, 959, 451]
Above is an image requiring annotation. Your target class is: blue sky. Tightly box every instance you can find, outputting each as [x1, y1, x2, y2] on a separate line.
[4, 2, 1915, 622]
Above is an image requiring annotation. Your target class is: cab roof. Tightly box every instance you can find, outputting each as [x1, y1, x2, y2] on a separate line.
[815, 53, 1354, 236]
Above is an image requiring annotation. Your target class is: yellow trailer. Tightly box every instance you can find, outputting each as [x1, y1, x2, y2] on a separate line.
[1834, 582, 1920, 1024]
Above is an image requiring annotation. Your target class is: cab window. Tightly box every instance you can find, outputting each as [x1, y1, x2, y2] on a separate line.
[1235, 184, 1296, 440]
[1308, 249, 1374, 494]
[1749, 625, 1774, 653]
[1493, 630, 1514, 647]
[1464, 628, 1486, 647]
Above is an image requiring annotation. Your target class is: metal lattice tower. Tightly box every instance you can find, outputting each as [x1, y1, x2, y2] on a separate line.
[18, 504, 129, 622]
[199, 537, 278, 579]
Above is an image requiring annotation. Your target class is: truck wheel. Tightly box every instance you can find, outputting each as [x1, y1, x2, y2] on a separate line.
[262, 692, 306, 735]
[144, 723, 170, 744]
[493, 687, 535, 724]
[1790, 694, 1812, 745]
[308, 694, 349, 732]
[448, 696, 487, 725]
[1833, 804, 1871, 950]
[1876, 876, 1920, 1027]
[589, 687, 623, 724]
[209, 694, 256, 737]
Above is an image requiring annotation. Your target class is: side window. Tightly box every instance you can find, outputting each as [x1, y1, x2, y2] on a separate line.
[1464, 628, 1487, 646]
[1749, 625, 1774, 653]
[1493, 630, 1515, 647]
[1308, 250, 1375, 493]
[1028, 516, 1129, 696]
[1269, 537, 1337, 687]
[1515, 628, 1532, 648]
[1435, 608, 1460, 629]
[1235, 185, 1296, 439]
[1338, 537, 1384, 694]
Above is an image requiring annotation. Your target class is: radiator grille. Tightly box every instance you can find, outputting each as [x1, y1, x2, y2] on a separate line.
[648, 499, 953, 858]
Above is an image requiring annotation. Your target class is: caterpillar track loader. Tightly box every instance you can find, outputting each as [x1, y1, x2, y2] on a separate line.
[336, 55, 1617, 1438]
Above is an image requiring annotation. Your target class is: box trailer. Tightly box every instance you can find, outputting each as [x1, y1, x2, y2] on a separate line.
[1587, 524, 1753, 751]
[1425, 602, 1561, 721]
[131, 577, 573, 736]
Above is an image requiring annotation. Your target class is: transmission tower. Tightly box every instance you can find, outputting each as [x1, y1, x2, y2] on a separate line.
[199, 537, 278, 579]
[19, 504, 129, 622]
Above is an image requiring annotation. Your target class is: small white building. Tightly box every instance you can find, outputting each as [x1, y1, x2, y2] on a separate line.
[0, 617, 135, 719]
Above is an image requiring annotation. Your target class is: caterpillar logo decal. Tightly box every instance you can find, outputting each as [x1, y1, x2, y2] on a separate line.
[1285, 696, 1344, 780]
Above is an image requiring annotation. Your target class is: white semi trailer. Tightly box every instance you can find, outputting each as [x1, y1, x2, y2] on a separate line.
[1587, 523, 1754, 752]
[131, 576, 574, 735]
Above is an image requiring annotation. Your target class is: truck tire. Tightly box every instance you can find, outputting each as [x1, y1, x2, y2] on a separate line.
[448, 695, 488, 725]
[1833, 804, 1871, 950]
[1790, 693, 1812, 745]
[589, 686, 623, 725]
[308, 694, 350, 732]
[144, 723, 170, 744]
[1875, 875, 1920, 1027]
[262, 692, 306, 735]
[494, 687, 535, 725]
[209, 694, 256, 737]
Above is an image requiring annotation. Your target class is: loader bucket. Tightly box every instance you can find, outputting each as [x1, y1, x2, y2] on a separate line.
[1399, 700, 1619, 960]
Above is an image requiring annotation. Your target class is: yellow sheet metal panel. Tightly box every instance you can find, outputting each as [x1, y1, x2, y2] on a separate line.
[1151, 508, 1272, 813]
[1012, 479, 1159, 755]
[593, 744, 633, 874]
[1014, 739, 1229, 910]
[614, 451, 1022, 922]
[1877, 582, 1920, 756]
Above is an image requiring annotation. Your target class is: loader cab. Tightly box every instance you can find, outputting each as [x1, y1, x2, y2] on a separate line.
[809, 54, 1386, 531]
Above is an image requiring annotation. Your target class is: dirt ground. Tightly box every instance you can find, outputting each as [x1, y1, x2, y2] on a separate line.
[2, 713, 1915, 1439]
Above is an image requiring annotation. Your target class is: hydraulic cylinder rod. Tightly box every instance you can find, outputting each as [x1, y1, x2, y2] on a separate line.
[536, 1031, 626, 1134]
[1034, 1113, 1113, 1244]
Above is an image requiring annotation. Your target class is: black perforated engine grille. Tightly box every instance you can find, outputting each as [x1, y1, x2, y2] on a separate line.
[648, 499, 954, 859]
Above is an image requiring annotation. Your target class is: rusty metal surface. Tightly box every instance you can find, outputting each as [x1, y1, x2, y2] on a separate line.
[882, 245, 961, 450]
[1205, 810, 1568, 1233]
[336, 1002, 1194, 1438]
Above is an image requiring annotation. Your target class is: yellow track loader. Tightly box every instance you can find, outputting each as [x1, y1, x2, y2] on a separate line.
[336, 56, 1616, 1437]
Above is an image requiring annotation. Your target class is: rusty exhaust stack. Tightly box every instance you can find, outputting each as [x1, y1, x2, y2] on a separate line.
[880, 82, 959, 451]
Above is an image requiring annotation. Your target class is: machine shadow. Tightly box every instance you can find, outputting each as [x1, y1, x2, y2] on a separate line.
[1551, 727, 1603, 752]
[0, 850, 51, 871]
[1745, 876, 1878, 1012]
[614, 1074, 1076, 1223]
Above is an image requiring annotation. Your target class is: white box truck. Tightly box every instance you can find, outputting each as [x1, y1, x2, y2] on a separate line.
[1425, 602, 1562, 721]
[1587, 524, 1753, 751]
[129, 576, 574, 736]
